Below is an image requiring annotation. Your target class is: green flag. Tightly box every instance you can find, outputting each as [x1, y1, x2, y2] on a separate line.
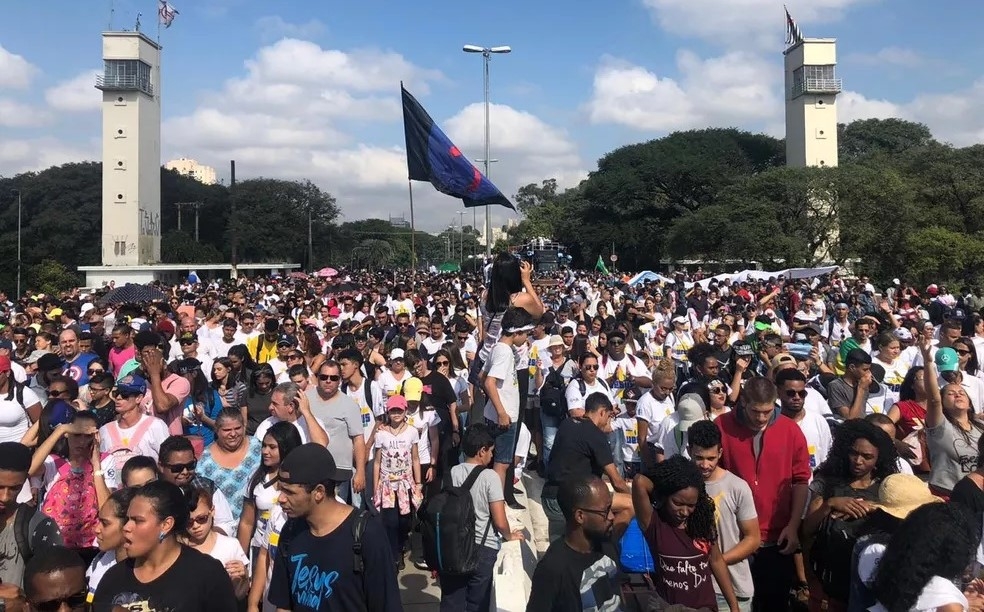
[595, 255, 611, 275]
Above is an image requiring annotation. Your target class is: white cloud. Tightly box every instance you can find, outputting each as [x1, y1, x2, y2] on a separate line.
[586, 51, 780, 132]
[0, 137, 98, 175]
[847, 46, 925, 67]
[0, 44, 39, 89]
[0, 99, 51, 128]
[45, 69, 101, 113]
[255, 16, 326, 41]
[641, 0, 871, 50]
[157, 38, 584, 230]
[837, 91, 902, 124]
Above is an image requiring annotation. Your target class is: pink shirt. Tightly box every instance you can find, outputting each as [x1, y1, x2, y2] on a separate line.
[141, 373, 191, 436]
[108, 345, 136, 376]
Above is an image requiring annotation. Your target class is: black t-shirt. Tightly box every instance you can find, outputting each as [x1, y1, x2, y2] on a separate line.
[526, 540, 622, 612]
[422, 371, 457, 431]
[92, 545, 236, 612]
[544, 418, 613, 497]
[268, 509, 402, 612]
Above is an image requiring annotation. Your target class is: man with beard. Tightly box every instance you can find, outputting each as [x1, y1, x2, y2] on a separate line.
[526, 475, 622, 612]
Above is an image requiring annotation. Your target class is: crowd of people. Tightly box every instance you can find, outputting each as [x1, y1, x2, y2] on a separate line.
[0, 264, 984, 611]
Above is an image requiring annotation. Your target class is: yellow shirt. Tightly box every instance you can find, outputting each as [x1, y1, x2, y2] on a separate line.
[246, 336, 279, 364]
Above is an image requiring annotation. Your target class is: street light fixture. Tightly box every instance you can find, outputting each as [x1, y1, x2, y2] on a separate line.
[462, 43, 511, 259]
[10, 190, 21, 300]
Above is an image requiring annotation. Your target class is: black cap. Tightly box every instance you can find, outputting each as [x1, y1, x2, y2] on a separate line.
[174, 358, 202, 375]
[622, 386, 642, 403]
[280, 443, 351, 484]
[276, 335, 296, 347]
[37, 353, 65, 372]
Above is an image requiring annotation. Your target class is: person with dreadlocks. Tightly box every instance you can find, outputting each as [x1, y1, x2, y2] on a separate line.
[633, 454, 740, 611]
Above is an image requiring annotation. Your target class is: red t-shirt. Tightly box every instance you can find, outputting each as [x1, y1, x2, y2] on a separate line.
[646, 512, 717, 609]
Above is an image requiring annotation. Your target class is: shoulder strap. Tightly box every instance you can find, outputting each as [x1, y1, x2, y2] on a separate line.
[253, 338, 262, 363]
[578, 378, 586, 397]
[105, 421, 124, 447]
[363, 381, 373, 409]
[351, 509, 370, 574]
[14, 504, 36, 562]
[460, 465, 486, 492]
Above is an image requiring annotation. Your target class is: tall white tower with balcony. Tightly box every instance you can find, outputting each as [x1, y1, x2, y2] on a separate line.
[784, 38, 841, 168]
[94, 31, 162, 271]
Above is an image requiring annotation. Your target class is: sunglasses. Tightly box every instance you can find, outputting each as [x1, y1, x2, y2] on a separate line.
[457, 335, 470, 341]
[48, 389, 69, 398]
[784, 389, 808, 398]
[397, 322, 410, 328]
[708, 385, 726, 394]
[163, 461, 197, 473]
[583, 364, 599, 371]
[87, 368, 104, 375]
[609, 339, 625, 346]
[189, 513, 211, 526]
[33, 590, 87, 612]
[435, 360, 450, 366]
[178, 339, 197, 346]
[956, 349, 972, 356]
[318, 374, 341, 382]
[110, 390, 142, 400]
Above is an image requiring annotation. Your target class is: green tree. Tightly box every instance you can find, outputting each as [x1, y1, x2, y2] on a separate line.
[28, 259, 81, 294]
[352, 239, 395, 269]
[838, 118, 935, 163]
[161, 231, 225, 264]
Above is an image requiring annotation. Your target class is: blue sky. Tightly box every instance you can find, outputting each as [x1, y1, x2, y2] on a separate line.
[2, 0, 983, 231]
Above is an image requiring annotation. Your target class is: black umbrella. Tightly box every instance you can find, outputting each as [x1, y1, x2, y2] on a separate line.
[325, 282, 358, 294]
[97, 283, 169, 305]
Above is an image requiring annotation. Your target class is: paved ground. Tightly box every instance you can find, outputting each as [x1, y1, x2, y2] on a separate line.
[399, 561, 442, 611]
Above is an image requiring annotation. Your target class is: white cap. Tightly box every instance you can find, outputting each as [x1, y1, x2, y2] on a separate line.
[671, 315, 687, 325]
[80, 303, 94, 315]
[265, 285, 274, 292]
[389, 348, 405, 360]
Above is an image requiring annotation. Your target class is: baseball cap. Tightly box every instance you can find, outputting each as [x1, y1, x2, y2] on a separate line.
[389, 348, 405, 360]
[174, 358, 202, 375]
[548, 335, 564, 348]
[386, 395, 408, 411]
[177, 332, 197, 343]
[280, 443, 351, 484]
[893, 328, 913, 342]
[676, 394, 706, 432]
[402, 377, 423, 402]
[276, 335, 296, 348]
[0, 340, 11, 351]
[116, 374, 148, 396]
[935, 347, 960, 373]
[671, 315, 688, 325]
[622, 386, 642, 403]
[0, 356, 10, 373]
[927, 284, 939, 296]
[37, 353, 65, 372]
[48, 400, 74, 427]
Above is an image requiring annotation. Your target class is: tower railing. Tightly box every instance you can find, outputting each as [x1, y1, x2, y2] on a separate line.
[95, 75, 154, 96]
[791, 77, 842, 97]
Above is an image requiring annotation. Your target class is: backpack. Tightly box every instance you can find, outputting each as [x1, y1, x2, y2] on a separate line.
[418, 465, 491, 576]
[103, 417, 156, 480]
[277, 509, 371, 603]
[4, 380, 27, 410]
[577, 377, 610, 399]
[14, 503, 62, 564]
[342, 379, 374, 413]
[810, 514, 870, 602]
[41, 457, 100, 548]
[540, 360, 571, 419]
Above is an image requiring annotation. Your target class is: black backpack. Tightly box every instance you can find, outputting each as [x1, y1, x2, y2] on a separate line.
[809, 514, 869, 602]
[278, 509, 371, 591]
[418, 466, 491, 576]
[539, 360, 570, 419]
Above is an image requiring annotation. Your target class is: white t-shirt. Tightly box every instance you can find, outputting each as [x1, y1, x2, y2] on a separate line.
[253, 414, 327, 446]
[792, 410, 833, 473]
[482, 342, 521, 421]
[248, 473, 282, 549]
[0, 385, 41, 443]
[564, 378, 614, 414]
[599, 354, 650, 403]
[202, 532, 251, 572]
[635, 392, 675, 442]
[612, 415, 640, 463]
[652, 413, 695, 459]
[86, 550, 119, 604]
[407, 410, 441, 464]
[377, 368, 410, 398]
[98, 414, 171, 462]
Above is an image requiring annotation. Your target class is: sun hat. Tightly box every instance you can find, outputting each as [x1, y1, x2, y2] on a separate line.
[676, 394, 706, 432]
[871, 474, 941, 519]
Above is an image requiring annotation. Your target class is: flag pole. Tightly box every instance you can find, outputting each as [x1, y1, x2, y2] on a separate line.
[408, 180, 417, 269]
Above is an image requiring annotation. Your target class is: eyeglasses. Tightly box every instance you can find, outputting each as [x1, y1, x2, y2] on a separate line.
[89, 386, 110, 393]
[435, 360, 450, 366]
[33, 590, 88, 612]
[583, 364, 599, 371]
[784, 389, 808, 398]
[577, 506, 612, 519]
[318, 374, 341, 382]
[163, 461, 197, 473]
[609, 339, 625, 346]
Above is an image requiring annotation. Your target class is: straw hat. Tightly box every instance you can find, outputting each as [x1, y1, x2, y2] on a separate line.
[871, 474, 942, 519]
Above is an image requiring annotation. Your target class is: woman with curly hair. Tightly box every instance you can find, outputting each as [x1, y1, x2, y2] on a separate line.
[632, 455, 740, 611]
[870, 502, 982, 612]
[802, 418, 899, 611]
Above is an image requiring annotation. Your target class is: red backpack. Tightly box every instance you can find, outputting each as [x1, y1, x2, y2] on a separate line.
[41, 457, 102, 548]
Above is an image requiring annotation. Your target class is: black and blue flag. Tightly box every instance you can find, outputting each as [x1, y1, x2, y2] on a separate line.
[401, 84, 514, 211]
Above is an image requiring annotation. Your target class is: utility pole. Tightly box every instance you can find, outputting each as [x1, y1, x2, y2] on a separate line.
[230, 160, 237, 278]
[175, 202, 203, 241]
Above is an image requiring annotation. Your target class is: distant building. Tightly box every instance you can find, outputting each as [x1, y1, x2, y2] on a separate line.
[165, 157, 217, 185]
